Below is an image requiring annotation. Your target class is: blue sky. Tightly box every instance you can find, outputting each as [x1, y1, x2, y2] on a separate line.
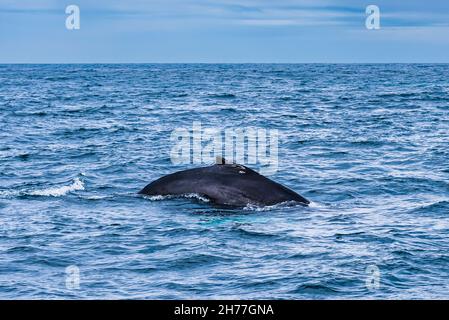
[1, 0, 449, 63]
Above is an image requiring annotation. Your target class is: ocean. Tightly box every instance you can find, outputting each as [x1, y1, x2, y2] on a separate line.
[0, 64, 448, 299]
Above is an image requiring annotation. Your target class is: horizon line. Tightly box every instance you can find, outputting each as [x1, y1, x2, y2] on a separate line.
[1, 62, 449, 65]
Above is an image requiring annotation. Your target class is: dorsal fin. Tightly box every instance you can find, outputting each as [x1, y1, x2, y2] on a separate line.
[215, 156, 227, 165]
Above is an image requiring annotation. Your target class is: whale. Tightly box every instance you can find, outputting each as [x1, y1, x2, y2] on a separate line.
[138, 157, 309, 207]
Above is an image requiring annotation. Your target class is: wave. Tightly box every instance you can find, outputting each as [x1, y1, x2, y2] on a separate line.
[410, 200, 449, 214]
[207, 93, 236, 99]
[28, 178, 85, 197]
[82, 195, 110, 200]
[0, 178, 85, 198]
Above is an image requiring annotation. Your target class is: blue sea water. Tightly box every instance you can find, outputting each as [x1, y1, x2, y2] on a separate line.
[0, 64, 448, 299]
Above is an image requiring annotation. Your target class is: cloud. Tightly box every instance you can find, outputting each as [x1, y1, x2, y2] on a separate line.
[1, 0, 449, 62]
[1, 0, 448, 28]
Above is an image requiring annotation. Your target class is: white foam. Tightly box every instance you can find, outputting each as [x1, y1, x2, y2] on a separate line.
[307, 201, 322, 208]
[243, 200, 303, 211]
[182, 193, 210, 203]
[29, 178, 85, 197]
[0, 190, 18, 198]
[143, 193, 210, 203]
[84, 195, 109, 200]
[144, 195, 169, 201]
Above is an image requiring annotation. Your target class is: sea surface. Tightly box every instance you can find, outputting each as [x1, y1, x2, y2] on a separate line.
[0, 64, 448, 299]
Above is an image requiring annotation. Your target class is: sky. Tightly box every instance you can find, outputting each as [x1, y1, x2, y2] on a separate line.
[0, 0, 449, 63]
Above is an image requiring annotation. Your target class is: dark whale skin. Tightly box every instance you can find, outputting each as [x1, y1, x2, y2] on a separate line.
[138, 163, 310, 207]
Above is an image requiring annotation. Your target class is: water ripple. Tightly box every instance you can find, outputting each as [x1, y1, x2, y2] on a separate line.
[1, 64, 448, 299]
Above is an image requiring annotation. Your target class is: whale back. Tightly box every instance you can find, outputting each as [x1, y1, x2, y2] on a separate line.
[139, 163, 309, 207]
